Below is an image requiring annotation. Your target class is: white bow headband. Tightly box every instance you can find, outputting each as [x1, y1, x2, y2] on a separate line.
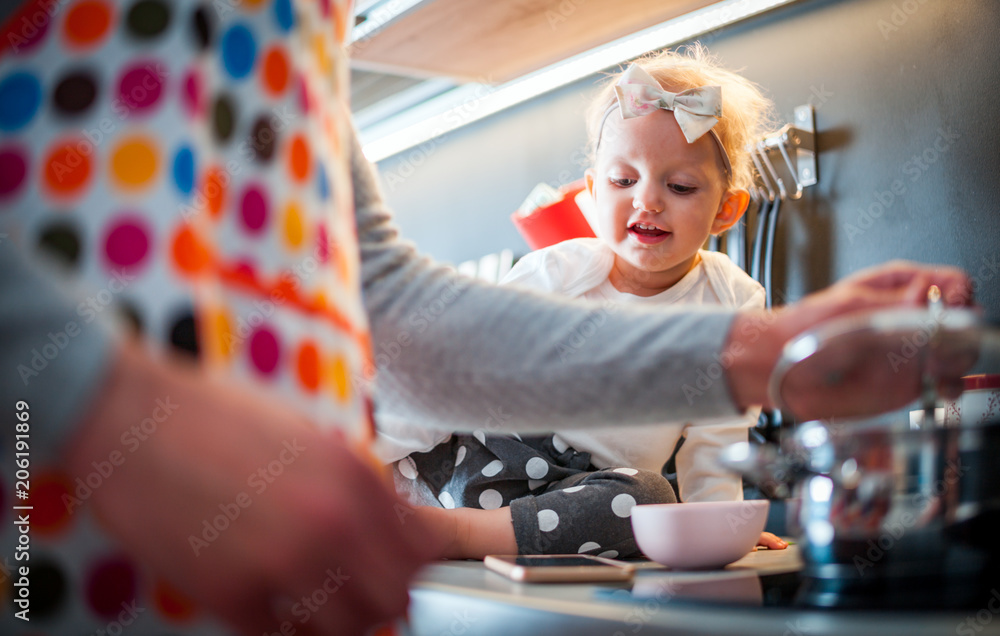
[597, 64, 732, 176]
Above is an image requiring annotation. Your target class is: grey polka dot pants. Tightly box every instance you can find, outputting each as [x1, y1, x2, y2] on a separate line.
[392, 432, 676, 557]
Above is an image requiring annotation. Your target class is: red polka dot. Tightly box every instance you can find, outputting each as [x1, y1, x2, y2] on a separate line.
[0, 146, 28, 200]
[182, 69, 203, 117]
[64, 0, 113, 49]
[85, 555, 138, 618]
[43, 138, 92, 198]
[296, 340, 320, 392]
[171, 225, 213, 276]
[118, 62, 165, 115]
[232, 258, 259, 284]
[240, 184, 269, 234]
[31, 471, 74, 537]
[288, 134, 310, 182]
[249, 327, 280, 376]
[261, 46, 290, 96]
[204, 166, 227, 219]
[103, 215, 151, 270]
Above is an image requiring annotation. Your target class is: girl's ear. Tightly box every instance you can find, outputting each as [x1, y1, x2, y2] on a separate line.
[711, 189, 750, 235]
[584, 168, 596, 197]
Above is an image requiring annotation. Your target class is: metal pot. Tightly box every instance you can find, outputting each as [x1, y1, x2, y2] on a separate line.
[721, 308, 1000, 609]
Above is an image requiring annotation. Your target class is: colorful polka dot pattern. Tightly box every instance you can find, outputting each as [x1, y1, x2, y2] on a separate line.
[0, 0, 368, 632]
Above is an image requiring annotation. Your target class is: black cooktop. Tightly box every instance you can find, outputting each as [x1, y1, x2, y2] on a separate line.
[597, 568, 1000, 612]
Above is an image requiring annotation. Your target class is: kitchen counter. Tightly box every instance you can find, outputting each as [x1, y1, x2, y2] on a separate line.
[405, 546, 1000, 635]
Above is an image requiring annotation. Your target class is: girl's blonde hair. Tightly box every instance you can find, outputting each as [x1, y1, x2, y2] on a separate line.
[586, 44, 777, 192]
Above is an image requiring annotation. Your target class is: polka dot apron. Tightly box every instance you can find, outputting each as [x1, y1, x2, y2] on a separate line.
[0, 0, 376, 632]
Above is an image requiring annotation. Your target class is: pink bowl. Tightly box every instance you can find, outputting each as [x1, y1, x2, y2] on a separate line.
[631, 500, 770, 570]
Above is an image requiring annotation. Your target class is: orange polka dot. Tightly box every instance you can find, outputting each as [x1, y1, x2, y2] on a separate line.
[288, 134, 310, 182]
[327, 352, 351, 403]
[335, 241, 353, 284]
[261, 46, 290, 96]
[203, 166, 227, 218]
[296, 341, 321, 393]
[281, 200, 306, 250]
[312, 34, 331, 76]
[154, 578, 199, 622]
[204, 307, 236, 361]
[64, 0, 113, 48]
[333, 2, 349, 45]
[32, 471, 75, 537]
[110, 135, 159, 191]
[43, 138, 92, 198]
[313, 289, 329, 310]
[171, 225, 213, 276]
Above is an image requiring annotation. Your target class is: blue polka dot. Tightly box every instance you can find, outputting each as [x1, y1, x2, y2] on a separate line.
[0, 72, 42, 131]
[317, 161, 329, 201]
[172, 146, 195, 195]
[221, 24, 256, 80]
[273, 0, 294, 32]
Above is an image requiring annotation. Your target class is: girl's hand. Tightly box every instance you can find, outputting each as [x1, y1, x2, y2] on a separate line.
[756, 532, 788, 550]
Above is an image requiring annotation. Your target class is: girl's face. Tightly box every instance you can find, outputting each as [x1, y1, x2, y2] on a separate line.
[586, 109, 747, 296]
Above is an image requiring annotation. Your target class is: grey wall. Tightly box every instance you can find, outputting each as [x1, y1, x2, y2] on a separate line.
[374, 0, 1000, 320]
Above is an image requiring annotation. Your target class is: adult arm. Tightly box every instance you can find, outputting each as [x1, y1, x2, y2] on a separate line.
[354, 134, 974, 427]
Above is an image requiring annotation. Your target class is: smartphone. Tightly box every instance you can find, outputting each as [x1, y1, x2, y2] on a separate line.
[484, 554, 635, 583]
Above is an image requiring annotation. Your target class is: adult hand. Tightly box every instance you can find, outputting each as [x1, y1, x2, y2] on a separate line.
[726, 260, 976, 421]
[66, 340, 440, 636]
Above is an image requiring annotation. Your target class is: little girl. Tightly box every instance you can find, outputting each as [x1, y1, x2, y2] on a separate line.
[376, 45, 786, 558]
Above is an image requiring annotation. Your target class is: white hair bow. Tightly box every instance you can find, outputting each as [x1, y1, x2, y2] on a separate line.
[613, 64, 724, 144]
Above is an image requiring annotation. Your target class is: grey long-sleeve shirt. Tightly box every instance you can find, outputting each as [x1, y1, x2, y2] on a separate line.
[0, 135, 743, 461]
